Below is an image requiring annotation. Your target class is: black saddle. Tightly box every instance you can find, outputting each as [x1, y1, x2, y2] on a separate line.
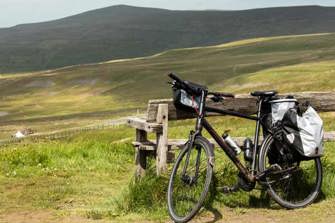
[250, 90, 278, 97]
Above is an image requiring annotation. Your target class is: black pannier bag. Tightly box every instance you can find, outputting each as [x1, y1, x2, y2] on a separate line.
[270, 98, 324, 158]
[281, 105, 324, 157]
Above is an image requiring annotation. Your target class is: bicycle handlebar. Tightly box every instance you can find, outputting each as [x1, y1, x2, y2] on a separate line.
[168, 73, 183, 83]
[168, 73, 201, 95]
[168, 72, 235, 98]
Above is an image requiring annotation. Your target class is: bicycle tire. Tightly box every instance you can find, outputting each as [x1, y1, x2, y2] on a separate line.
[258, 135, 322, 209]
[167, 136, 214, 223]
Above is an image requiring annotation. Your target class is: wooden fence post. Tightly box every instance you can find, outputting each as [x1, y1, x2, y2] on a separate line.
[135, 129, 148, 178]
[156, 104, 168, 175]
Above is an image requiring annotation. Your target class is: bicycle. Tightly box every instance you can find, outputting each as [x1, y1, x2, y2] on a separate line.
[166, 73, 323, 223]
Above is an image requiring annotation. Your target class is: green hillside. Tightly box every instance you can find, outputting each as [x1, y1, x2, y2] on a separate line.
[222, 60, 335, 93]
[0, 33, 335, 138]
[1, 5, 335, 72]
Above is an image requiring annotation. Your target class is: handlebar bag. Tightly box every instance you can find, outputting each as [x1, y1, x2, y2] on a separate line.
[281, 106, 324, 157]
[173, 88, 201, 112]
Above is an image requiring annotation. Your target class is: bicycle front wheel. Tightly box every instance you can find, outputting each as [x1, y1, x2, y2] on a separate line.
[258, 135, 322, 209]
[167, 136, 214, 223]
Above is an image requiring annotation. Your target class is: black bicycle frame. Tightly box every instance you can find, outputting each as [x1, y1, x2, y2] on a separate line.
[194, 90, 264, 183]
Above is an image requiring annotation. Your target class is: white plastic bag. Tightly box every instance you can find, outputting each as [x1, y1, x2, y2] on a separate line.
[271, 99, 297, 123]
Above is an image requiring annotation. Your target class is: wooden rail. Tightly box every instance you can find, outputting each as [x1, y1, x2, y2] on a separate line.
[128, 92, 335, 177]
[147, 92, 335, 122]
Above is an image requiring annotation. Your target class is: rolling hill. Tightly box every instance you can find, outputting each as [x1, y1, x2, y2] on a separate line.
[0, 33, 335, 138]
[1, 5, 335, 72]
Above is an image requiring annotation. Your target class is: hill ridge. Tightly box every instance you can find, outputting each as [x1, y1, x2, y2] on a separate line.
[1, 5, 335, 73]
[4, 5, 333, 30]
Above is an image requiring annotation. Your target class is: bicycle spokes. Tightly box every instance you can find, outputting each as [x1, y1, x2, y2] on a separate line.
[168, 137, 213, 222]
[261, 138, 322, 207]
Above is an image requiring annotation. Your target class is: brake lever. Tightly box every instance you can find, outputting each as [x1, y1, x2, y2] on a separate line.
[167, 81, 176, 87]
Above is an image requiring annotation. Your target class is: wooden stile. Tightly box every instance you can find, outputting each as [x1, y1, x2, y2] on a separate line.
[156, 104, 169, 175]
[135, 129, 148, 177]
[129, 91, 335, 177]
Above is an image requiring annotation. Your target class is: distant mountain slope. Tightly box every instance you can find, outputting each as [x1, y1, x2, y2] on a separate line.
[1, 5, 335, 72]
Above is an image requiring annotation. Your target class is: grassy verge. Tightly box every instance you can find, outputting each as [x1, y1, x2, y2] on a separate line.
[0, 127, 134, 220]
[1, 115, 335, 222]
[115, 142, 335, 218]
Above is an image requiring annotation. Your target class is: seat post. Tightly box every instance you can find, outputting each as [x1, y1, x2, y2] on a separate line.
[252, 97, 263, 174]
[256, 97, 264, 119]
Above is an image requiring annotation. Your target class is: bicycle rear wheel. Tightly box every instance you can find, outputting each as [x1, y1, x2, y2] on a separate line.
[258, 135, 322, 209]
[167, 136, 213, 223]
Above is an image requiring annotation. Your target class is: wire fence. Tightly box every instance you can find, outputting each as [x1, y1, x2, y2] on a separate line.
[0, 116, 139, 148]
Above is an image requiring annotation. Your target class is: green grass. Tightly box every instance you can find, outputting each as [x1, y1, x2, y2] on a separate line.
[117, 147, 335, 215]
[222, 60, 335, 93]
[1, 115, 335, 222]
[0, 127, 135, 219]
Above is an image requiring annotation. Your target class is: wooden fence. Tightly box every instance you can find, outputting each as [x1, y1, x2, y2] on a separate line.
[128, 92, 335, 177]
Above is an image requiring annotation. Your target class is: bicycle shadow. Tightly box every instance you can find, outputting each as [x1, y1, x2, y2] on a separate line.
[202, 175, 327, 223]
[201, 182, 223, 223]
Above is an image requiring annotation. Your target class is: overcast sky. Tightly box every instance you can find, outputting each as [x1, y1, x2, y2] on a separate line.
[0, 0, 334, 28]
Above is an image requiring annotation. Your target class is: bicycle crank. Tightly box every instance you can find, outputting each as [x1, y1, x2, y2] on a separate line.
[217, 173, 255, 194]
